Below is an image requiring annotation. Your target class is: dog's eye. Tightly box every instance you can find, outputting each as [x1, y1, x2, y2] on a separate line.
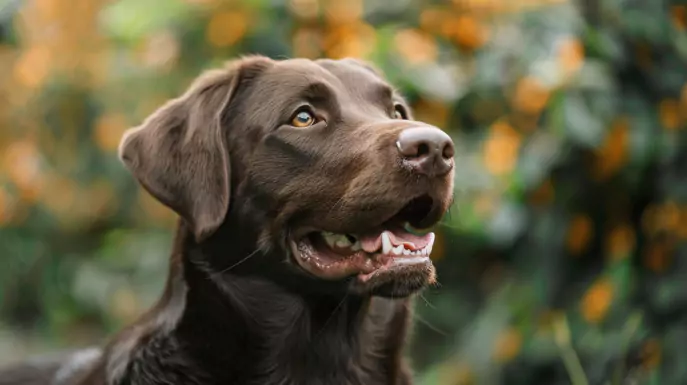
[291, 111, 316, 128]
[393, 104, 408, 120]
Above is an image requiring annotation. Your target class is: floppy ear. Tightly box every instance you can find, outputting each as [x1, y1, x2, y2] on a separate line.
[118, 57, 271, 242]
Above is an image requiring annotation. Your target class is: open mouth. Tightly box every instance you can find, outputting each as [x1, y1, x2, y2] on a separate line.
[290, 195, 439, 282]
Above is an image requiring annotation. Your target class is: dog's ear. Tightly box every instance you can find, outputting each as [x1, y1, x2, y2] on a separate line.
[119, 56, 272, 242]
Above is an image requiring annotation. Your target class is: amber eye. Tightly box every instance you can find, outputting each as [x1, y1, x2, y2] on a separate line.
[291, 110, 315, 127]
[393, 104, 407, 120]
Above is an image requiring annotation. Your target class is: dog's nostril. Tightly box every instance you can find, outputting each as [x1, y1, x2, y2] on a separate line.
[416, 143, 430, 158]
[396, 126, 454, 177]
[442, 141, 454, 160]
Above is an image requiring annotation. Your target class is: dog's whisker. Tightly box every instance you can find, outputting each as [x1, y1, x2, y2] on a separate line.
[314, 294, 350, 340]
[418, 293, 436, 310]
[324, 195, 347, 218]
[217, 249, 261, 275]
[403, 302, 449, 337]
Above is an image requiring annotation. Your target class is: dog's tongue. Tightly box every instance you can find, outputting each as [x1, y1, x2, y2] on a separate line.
[358, 227, 433, 253]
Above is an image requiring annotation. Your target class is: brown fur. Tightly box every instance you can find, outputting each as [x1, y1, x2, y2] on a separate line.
[0, 55, 454, 385]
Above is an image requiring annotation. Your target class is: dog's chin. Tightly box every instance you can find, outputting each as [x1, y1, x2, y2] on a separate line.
[348, 261, 436, 298]
[288, 195, 441, 298]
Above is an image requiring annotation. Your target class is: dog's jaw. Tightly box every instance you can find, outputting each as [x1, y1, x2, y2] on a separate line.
[74, 222, 416, 385]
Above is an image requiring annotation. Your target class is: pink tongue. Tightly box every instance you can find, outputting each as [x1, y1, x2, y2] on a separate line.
[358, 228, 433, 253]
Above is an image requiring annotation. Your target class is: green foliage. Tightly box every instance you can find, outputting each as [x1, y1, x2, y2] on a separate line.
[1, 0, 687, 384]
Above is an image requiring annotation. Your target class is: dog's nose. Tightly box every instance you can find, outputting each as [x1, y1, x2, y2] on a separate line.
[396, 126, 454, 177]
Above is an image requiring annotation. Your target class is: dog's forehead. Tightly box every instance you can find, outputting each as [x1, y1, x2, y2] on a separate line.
[260, 58, 392, 99]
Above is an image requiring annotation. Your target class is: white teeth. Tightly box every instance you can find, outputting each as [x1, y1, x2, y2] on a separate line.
[394, 256, 429, 265]
[381, 232, 393, 255]
[426, 233, 435, 256]
[379, 232, 436, 258]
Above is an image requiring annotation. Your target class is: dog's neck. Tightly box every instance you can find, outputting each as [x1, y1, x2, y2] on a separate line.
[102, 220, 410, 385]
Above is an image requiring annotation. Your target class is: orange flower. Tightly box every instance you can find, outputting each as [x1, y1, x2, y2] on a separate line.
[393, 29, 438, 65]
[39, 175, 79, 223]
[558, 38, 584, 78]
[323, 0, 362, 24]
[512, 77, 550, 115]
[292, 27, 323, 59]
[643, 241, 673, 273]
[451, 15, 489, 51]
[566, 215, 593, 256]
[681, 84, 687, 120]
[659, 99, 680, 130]
[326, 23, 376, 59]
[678, 207, 687, 239]
[483, 120, 521, 175]
[656, 201, 681, 232]
[438, 361, 474, 385]
[672, 5, 687, 31]
[493, 327, 523, 363]
[412, 98, 449, 128]
[93, 113, 129, 153]
[606, 224, 636, 261]
[2, 139, 44, 202]
[206, 11, 248, 48]
[640, 339, 662, 370]
[137, 188, 176, 226]
[594, 117, 629, 179]
[288, 0, 320, 20]
[0, 188, 12, 226]
[13, 46, 51, 89]
[580, 278, 613, 324]
[420, 8, 447, 34]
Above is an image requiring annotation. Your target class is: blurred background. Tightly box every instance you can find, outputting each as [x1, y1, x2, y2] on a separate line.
[0, 0, 685, 384]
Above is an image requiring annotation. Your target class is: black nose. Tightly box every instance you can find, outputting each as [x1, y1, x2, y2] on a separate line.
[396, 126, 454, 177]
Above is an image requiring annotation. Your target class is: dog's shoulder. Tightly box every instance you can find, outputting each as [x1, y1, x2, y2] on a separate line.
[80, 329, 209, 385]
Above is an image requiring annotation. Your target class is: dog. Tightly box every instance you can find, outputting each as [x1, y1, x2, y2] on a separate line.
[0, 55, 455, 385]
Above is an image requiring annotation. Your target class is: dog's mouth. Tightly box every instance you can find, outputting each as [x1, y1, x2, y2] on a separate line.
[290, 195, 439, 282]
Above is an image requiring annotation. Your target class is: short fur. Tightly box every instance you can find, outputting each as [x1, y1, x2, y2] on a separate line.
[0, 56, 455, 385]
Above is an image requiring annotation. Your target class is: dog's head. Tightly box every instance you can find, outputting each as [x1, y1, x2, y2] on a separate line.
[119, 56, 455, 298]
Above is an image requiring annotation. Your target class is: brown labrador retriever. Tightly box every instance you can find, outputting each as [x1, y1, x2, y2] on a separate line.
[0, 55, 455, 385]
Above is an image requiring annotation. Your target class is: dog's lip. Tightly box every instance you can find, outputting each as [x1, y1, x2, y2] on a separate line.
[289, 223, 436, 281]
[288, 232, 434, 281]
[288, 194, 443, 281]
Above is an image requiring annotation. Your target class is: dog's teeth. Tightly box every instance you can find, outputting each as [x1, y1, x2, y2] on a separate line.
[322, 232, 361, 252]
[335, 238, 352, 248]
[426, 233, 435, 256]
[321, 232, 338, 248]
[381, 232, 393, 255]
[392, 245, 404, 256]
[402, 249, 411, 255]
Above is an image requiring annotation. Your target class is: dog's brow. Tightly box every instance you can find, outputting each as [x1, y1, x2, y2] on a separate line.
[376, 84, 394, 101]
[369, 84, 395, 107]
[300, 81, 336, 103]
